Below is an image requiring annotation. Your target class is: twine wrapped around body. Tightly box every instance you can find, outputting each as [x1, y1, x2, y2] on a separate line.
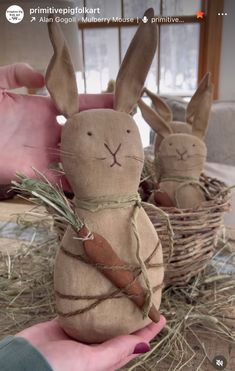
[54, 192, 164, 343]
[43, 9, 164, 343]
[75, 193, 155, 318]
[158, 175, 212, 208]
[12, 171, 165, 343]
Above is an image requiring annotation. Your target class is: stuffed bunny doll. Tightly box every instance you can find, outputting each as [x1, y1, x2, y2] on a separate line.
[139, 73, 213, 209]
[46, 9, 164, 344]
[147, 73, 212, 151]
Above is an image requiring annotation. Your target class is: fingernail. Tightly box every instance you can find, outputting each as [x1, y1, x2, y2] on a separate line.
[133, 342, 150, 354]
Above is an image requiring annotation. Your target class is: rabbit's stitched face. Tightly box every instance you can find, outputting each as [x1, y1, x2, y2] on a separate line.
[158, 133, 207, 176]
[61, 109, 144, 197]
[155, 121, 192, 151]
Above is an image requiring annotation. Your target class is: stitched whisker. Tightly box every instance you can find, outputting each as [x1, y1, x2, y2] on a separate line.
[23, 145, 76, 157]
[126, 155, 144, 163]
[188, 154, 206, 159]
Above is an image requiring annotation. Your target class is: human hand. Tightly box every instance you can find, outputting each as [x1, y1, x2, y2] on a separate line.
[0, 63, 113, 188]
[17, 316, 166, 371]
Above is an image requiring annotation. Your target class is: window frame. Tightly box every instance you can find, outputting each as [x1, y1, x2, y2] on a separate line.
[78, 0, 224, 98]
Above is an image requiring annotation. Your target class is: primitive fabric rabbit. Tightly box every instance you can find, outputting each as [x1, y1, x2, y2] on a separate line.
[139, 73, 213, 209]
[46, 9, 164, 343]
[150, 73, 212, 150]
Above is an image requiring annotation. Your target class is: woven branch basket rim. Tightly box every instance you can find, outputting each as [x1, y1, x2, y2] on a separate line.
[144, 175, 231, 214]
[142, 174, 232, 286]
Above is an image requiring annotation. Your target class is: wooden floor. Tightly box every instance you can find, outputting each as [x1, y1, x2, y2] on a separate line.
[1, 198, 235, 370]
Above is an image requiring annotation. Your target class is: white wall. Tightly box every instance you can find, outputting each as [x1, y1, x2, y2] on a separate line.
[219, 0, 235, 100]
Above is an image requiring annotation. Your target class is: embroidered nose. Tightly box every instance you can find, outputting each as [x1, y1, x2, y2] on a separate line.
[104, 143, 122, 167]
[104, 143, 121, 156]
[176, 149, 188, 160]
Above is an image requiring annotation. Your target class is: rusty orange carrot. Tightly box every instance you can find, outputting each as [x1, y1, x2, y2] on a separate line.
[78, 226, 160, 323]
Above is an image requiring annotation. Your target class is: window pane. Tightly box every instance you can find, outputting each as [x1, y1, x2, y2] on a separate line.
[134, 101, 152, 148]
[146, 58, 158, 92]
[159, 24, 199, 95]
[84, 29, 119, 93]
[162, 0, 201, 16]
[124, 0, 160, 18]
[85, 0, 121, 18]
[76, 71, 85, 93]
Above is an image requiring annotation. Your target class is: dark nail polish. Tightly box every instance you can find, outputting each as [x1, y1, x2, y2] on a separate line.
[133, 342, 150, 354]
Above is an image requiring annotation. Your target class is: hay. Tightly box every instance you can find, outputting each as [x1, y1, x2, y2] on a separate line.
[0, 215, 57, 339]
[0, 170, 233, 369]
[0, 210, 234, 370]
[12, 170, 83, 234]
[0, 216, 235, 370]
[127, 236, 235, 370]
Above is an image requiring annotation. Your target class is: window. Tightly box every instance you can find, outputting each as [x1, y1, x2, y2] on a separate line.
[74, 0, 223, 146]
[83, 28, 119, 93]
[77, 0, 203, 96]
[160, 23, 200, 95]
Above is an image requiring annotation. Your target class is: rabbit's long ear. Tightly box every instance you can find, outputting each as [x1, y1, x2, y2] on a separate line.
[186, 72, 211, 126]
[144, 88, 173, 123]
[46, 19, 78, 118]
[192, 83, 213, 139]
[114, 8, 157, 113]
[139, 99, 172, 138]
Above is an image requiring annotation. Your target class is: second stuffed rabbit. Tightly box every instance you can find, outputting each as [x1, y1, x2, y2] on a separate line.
[139, 74, 213, 209]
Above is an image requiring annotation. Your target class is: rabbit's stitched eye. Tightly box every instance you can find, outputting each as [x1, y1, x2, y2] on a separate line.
[87, 132, 92, 136]
[192, 144, 196, 147]
[169, 143, 173, 146]
[127, 129, 131, 133]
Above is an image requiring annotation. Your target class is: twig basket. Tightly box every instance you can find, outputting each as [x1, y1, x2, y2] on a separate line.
[48, 173, 231, 287]
[142, 174, 231, 286]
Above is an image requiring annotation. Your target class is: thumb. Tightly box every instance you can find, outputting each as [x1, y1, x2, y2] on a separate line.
[0, 63, 44, 90]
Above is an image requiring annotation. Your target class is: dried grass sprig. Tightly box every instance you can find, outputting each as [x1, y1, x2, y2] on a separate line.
[2, 169, 234, 370]
[127, 242, 235, 370]
[11, 169, 83, 233]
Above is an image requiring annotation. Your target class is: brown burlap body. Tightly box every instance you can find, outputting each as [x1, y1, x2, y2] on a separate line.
[55, 109, 164, 343]
[139, 74, 214, 209]
[55, 205, 163, 343]
[45, 9, 164, 342]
